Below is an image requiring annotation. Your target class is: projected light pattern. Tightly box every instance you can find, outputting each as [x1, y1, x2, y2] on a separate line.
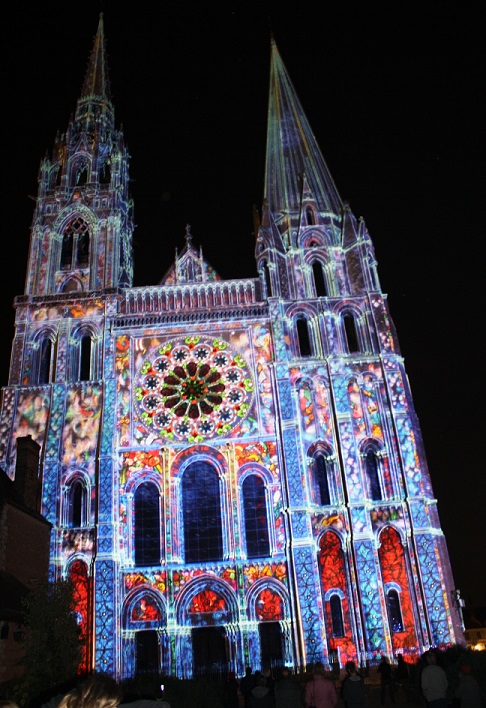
[135, 337, 254, 442]
[0, 17, 464, 683]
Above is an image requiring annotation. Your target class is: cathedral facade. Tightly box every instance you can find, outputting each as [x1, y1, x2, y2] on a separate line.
[0, 17, 464, 679]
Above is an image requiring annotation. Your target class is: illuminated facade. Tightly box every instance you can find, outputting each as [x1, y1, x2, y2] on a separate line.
[0, 16, 464, 679]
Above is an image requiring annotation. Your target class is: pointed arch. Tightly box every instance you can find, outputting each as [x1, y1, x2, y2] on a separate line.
[59, 216, 91, 272]
[242, 474, 270, 558]
[38, 336, 53, 384]
[378, 526, 417, 652]
[318, 531, 356, 664]
[134, 481, 162, 567]
[362, 440, 383, 501]
[182, 459, 223, 563]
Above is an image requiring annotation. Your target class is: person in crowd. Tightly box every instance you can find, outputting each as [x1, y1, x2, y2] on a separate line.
[342, 661, 366, 708]
[0, 701, 20, 708]
[304, 662, 338, 708]
[420, 651, 448, 708]
[394, 654, 410, 701]
[454, 664, 481, 708]
[251, 675, 274, 708]
[241, 667, 258, 708]
[378, 656, 395, 705]
[58, 673, 122, 708]
[224, 671, 240, 708]
[274, 666, 302, 708]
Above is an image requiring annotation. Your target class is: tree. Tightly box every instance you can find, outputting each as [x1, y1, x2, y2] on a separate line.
[15, 580, 82, 705]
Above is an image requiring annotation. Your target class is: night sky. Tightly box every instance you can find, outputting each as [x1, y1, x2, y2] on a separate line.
[2, 4, 484, 608]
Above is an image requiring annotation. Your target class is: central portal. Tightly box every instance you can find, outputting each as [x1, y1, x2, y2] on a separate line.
[192, 626, 228, 677]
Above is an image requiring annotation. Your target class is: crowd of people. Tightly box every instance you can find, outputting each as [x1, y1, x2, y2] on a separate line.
[0, 651, 483, 708]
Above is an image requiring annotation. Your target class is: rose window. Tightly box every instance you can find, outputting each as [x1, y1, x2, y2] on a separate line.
[135, 337, 254, 441]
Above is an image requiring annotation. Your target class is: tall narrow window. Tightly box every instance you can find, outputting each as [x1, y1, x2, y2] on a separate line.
[38, 337, 52, 384]
[343, 314, 360, 353]
[183, 461, 223, 563]
[297, 317, 312, 357]
[305, 207, 315, 225]
[68, 480, 87, 527]
[263, 260, 272, 297]
[243, 475, 270, 558]
[134, 483, 161, 567]
[329, 594, 345, 637]
[79, 335, 92, 381]
[60, 217, 90, 271]
[365, 448, 382, 501]
[312, 453, 331, 506]
[387, 589, 404, 633]
[312, 261, 326, 297]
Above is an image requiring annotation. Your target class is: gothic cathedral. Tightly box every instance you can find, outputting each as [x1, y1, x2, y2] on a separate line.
[0, 16, 464, 679]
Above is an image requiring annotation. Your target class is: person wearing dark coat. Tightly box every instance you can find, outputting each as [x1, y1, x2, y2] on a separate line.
[251, 677, 274, 708]
[342, 661, 366, 708]
[378, 656, 395, 705]
[275, 667, 302, 708]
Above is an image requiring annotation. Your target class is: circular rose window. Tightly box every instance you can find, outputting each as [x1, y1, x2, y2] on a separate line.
[135, 337, 254, 441]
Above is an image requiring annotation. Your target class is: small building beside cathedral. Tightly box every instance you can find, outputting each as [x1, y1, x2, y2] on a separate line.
[0, 16, 464, 679]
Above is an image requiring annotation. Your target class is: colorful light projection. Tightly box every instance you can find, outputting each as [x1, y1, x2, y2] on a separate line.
[135, 336, 254, 442]
[255, 588, 284, 621]
[131, 595, 161, 621]
[319, 531, 357, 665]
[378, 526, 418, 655]
[69, 559, 91, 674]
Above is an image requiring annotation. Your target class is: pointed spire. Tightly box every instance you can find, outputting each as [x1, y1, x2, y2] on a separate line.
[75, 14, 114, 129]
[81, 14, 112, 102]
[264, 40, 342, 219]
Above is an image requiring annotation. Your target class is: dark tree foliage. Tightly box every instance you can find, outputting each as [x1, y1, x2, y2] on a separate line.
[15, 580, 82, 705]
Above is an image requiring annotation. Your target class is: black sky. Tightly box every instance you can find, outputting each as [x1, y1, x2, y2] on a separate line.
[2, 3, 484, 607]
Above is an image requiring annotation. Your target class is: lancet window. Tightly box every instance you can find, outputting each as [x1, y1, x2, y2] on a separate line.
[182, 460, 223, 563]
[242, 474, 270, 558]
[134, 482, 161, 567]
[60, 217, 90, 271]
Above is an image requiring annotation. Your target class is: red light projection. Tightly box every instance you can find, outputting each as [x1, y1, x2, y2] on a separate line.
[319, 531, 356, 664]
[256, 588, 284, 621]
[378, 526, 418, 653]
[69, 559, 90, 674]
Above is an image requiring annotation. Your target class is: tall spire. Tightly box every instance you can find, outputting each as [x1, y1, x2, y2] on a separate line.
[264, 39, 342, 219]
[75, 13, 113, 128]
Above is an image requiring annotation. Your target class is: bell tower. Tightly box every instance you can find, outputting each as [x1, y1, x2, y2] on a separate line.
[25, 14, 133, 297]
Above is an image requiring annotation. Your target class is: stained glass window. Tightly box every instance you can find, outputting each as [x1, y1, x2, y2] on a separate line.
[243, 475, 270, 558]
[183, 461, 223, 563]
[134, 482, 161, 566]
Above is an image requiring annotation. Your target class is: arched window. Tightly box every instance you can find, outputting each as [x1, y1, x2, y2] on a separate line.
[60, 217, 90, 271]
[100, 161, 111, 185]
[68, 479, 87, 527]
[296, 317, 312, 357]
[38, 337, 53, 384]
[134, 482, 161, 567]
[364, 448, 382, 501]
[343, 313, 360, 353]
[182, 460, 223, 563]
[386, 589, 404, 633]
[69, 560, 90, 674]
[312, 453, 331, 506]
[305, 206, 315, 225]
[312, 261, 326, 297]
[262, 260, 272, 297]
[79, 335, 92, 381]
[242, 475, 270, 558]
[329, 593, 345, 637]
